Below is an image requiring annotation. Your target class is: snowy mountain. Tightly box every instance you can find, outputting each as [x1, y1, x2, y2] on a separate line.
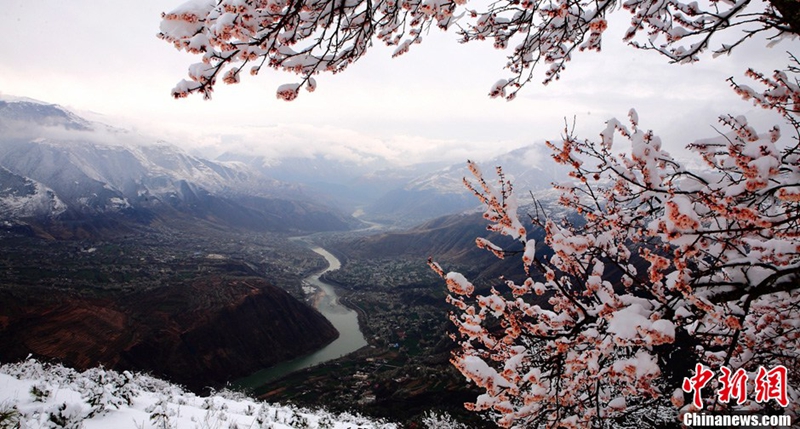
[0, 98, 355, 234]
[0, 98, 92, 131]
[0, 96, 569, 232]
[216, 152, 450, 212]
[0, 138, 250, 213]
[362, 144, 569, 225]
[0, 167, 67, 219]
[415, 144, 564, 192]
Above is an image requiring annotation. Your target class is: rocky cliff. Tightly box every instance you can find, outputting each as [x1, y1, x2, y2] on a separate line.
[0, 276, 338, 392]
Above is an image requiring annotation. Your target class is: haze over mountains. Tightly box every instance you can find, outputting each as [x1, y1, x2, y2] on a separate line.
[0, 98, 360, 236]
[0, 96, 576, 425]
[0, 96, 572, 237]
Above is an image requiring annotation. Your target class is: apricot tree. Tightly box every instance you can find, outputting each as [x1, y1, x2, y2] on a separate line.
[161, 0, 800, 427]
[430, 62, 800, 426]
[159, 0, 798, 100]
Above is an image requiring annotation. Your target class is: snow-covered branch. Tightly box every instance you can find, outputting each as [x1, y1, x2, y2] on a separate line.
[160, 0, 797, 100]
[432, 63, 800, 428]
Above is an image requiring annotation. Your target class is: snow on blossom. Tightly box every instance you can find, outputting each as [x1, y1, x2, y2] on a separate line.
[503, 346, 528, 374]
[607, 303, 650, 341]
[276, 83, 301, 101]
[607, 396, 626, 411]
[170, 79, 203, 98]
[459, 355, 514, 391]
[649, 319, 676, 344]
[600, 118, 624, 149]
[612, 350, 660, 379]
[522, 238, 536, 265]
[477, 237, 506, 259]
[550, 232, 593, 257]
[445, 271, 475, 295]
[186, 33, 210, 53]
[159, 0, 215, 38]
[478, 293, 507, 316]
[665, 194, 701, 232]
[489, 79, 508, 98]
[392, 39, 413, 57]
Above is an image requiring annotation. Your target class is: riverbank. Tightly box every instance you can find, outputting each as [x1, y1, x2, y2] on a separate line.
[238, 239, 491, 427]
[233, 245, 367, 390]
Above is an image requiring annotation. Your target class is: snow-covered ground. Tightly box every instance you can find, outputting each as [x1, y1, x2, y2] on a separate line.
[0, 359, 398, 429]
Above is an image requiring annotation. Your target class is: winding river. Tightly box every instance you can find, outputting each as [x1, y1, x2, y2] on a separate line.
[233, 245, 368, 390]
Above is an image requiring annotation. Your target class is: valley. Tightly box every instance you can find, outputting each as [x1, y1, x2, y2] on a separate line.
[241, 215, 543, 427]
[0, 96, 570, 427]
[0, 205, 507, 426]
[234, 245, 368, 389]
[0, 220, 327, 298]
[0, 221, 343, 393]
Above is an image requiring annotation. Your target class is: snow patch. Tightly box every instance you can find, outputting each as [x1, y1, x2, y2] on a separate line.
[0, 359, 398, 429]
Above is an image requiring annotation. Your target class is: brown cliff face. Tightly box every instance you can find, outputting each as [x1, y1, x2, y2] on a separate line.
[0, 277, 338, 392]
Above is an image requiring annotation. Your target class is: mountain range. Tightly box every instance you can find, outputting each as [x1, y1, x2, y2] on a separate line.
[0, 96, 570, 234]
[0, 99, 355, 236]
[362, 146, 568, 225]
[0, 96, 574, 420]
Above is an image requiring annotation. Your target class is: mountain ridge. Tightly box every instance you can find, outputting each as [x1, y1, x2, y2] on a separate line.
[0, 99, 357, 236]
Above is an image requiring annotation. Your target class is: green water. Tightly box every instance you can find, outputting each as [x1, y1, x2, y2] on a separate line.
[233, 245, 368, 390]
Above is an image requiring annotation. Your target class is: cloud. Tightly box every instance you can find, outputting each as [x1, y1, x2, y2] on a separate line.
[1, 0, 793, 171]
[146, 121, 532, 167]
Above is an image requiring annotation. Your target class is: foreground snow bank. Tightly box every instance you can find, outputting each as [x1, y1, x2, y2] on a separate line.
[0, 359, 397, 429]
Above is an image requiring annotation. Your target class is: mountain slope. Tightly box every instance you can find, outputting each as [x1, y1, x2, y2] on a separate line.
[0, 97, 356, 393]
[363, 144, 569, 225]
[0, 167, 66, 219]
[333, 211, 546, 284]
[0, 99, 357, 235]
[0, 359, 399, 429]
[215, 153, 452, 213]
[0, 98, 91, 130]
[0, 271, 339, 392]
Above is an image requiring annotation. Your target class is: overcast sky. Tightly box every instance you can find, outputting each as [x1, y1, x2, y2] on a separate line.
[0, 0, 793, 166]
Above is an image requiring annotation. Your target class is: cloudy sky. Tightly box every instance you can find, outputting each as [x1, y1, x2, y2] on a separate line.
[0, 0, 793, 166]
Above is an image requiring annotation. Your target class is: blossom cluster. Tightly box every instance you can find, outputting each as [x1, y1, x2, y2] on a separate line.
[432, 64, 800, 427]
[160, 0, 789, 100]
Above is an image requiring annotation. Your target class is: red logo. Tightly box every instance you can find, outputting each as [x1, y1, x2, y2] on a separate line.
[717, 366, 748, 405]
[754, 365, 789, 407]
[683, 363, 714, 409]
[681, 364, 789, 409]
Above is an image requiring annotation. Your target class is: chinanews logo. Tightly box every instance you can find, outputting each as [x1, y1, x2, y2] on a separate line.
[680, 363, 793, 427]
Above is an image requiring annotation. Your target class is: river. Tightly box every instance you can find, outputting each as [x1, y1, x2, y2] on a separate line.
[233, 244, 368, 390]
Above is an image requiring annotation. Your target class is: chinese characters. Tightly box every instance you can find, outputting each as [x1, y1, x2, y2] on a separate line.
[683, 364, 789, 409]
